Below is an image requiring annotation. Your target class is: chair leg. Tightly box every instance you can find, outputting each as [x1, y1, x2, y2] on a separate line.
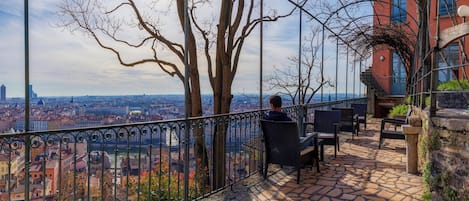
[379, 137, 382, 149]
[297, 167, 301, 184]
[316, 157, 320, 173]
[320, 144, 324, 161]
[334, 145, 337, 158]
[263, 164, 268, 179]
[334, 139, 338, 158]
[337, 138, 340, 152]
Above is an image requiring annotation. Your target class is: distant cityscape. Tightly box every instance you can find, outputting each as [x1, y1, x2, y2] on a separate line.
[0, 83, 362, 200]
[0, 84, 359, 133]
[0, 84, 264, 133]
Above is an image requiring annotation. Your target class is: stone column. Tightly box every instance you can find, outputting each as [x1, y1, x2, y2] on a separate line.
[402, 125, 421, 174]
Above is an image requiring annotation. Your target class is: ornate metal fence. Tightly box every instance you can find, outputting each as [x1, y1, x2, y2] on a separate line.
[0, 98, 365, 201]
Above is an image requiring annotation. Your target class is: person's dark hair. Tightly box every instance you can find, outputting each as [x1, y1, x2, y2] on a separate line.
[269, 95, 282, 108]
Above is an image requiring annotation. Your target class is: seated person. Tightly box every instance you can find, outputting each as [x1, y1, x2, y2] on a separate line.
[264, 95, 292, 121]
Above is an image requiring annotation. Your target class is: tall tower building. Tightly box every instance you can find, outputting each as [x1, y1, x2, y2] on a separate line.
[0, 84, 5, 101]
[29, 84, 33, 99]
[28, 84, 38, 99]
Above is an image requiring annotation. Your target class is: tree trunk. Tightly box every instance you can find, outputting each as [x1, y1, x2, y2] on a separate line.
[187, 42, 211, 194]
[211, 84, 232, 190]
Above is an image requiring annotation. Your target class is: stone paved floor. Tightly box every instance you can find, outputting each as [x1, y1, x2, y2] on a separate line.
[202, 118, 424, 201]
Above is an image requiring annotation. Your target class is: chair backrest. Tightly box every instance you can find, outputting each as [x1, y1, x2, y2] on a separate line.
[332, 107, 355, 132]
[260, 120, 300, 166]
[332, 108, 354, 121]
[313, 110, 341, 133]
[351, 103, 367, 117]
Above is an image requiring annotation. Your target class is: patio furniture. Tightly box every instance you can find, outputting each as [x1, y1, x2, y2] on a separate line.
[351, 103, 367, 132]
[379, 106, 411, 149]
[260, 120, 319, 184]
[305, 110, 341, 160]
[332, 107, 358, 138]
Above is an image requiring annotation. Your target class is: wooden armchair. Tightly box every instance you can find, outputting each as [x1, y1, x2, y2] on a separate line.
[332, 107, 358, 138]
[305, 110, 341, 160]
[351, 103, 367, 132]
[260, 120, 319, 184]
[379, 106, 411, 149]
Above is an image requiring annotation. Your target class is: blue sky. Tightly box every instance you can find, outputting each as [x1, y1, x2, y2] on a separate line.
[0, 0, 370, 98]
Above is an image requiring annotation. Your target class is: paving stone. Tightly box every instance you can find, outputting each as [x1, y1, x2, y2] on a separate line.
[340, 193, 357, 200]
[317, 179, 336, 186]
[319, 197, 330, 201]
[377, 190, 395, 199]
[311, 195, 321, 200]
[405, 187, 422, 194]
[292, 187, 305, 194]
[317, 186, 333, 195]
[304, 185, 323, 194]
[354, 196, 366, 201]
[326, 188, 342, 197]
[390, 193, 406, 200]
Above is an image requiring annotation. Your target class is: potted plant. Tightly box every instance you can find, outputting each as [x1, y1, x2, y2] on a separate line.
[436, 79, 469, 109]
[388, 104, 408, 119]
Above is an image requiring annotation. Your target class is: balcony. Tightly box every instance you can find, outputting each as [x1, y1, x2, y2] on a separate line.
[9, 0, 469, 200]
[0, 98, 428, 201]
[205, 117, 423, 201]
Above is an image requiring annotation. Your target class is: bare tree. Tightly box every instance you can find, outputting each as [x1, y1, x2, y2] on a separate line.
[268, 26, 333, 104]
[58, 0, 295, 189]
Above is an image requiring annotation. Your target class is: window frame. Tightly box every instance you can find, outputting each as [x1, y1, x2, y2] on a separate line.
[437, 43, 459, 83]
[391, 0, 407, 23]
[439, 0, 456, 16]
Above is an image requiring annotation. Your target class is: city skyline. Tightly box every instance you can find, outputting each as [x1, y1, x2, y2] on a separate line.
[0, 1, 369, 98]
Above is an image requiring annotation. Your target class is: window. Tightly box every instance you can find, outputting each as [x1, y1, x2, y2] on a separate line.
[438, 43, 459, 83]
[391, 0, 407, 23]
[439, 0, 456, 16]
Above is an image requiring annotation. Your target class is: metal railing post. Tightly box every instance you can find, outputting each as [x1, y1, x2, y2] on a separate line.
[321, 25, 325, 102]
[183, 0, 190, 200]
[24, 0, 31, 199]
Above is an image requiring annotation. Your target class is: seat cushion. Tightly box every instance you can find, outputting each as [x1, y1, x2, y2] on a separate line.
[300, 146, 315, 156]
[381, 130, 405, 139]
[317, 133, 335, 139]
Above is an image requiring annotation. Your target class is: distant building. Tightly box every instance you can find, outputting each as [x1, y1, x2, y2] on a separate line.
[29, 84, 38, 99]
[0, 84, 5, 101]
[15, 120, 48, 131]
[37, 99, 45, 106]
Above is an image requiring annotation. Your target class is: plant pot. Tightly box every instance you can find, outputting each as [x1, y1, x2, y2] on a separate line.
[436, 92, 469, 109]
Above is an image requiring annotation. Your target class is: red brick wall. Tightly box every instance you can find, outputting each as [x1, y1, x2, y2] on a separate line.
[372, 0, 469, 93]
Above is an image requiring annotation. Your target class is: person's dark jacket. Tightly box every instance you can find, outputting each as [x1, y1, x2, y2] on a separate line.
[264, 111, 292, 121]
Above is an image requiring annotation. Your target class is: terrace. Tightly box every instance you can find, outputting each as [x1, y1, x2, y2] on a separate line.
[204, 117, 424, 201]
[2, 0, 469, 200]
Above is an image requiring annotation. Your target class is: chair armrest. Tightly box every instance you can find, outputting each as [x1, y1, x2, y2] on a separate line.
[381, 118, 406, 132]
[299, 132, 317, 146]
[332, 122, 340, 134]
[353, 114, 359, 121]
[382, 118, 406, 125]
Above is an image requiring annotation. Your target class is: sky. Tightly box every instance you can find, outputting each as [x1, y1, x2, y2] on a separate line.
[0, 0, 371, 98]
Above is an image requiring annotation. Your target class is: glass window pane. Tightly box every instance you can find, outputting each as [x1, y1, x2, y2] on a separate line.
[439, 0, 455, 16]
[391, 0, 407, 23]
[438, 44, 458, 82]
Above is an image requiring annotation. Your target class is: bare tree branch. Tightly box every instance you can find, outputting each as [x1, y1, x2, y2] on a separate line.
[268, 26, 331, 104]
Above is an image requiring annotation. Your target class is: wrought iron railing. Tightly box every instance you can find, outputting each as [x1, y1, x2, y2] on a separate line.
[0, 98, 365, 201]
[408, 56, 469, 116]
